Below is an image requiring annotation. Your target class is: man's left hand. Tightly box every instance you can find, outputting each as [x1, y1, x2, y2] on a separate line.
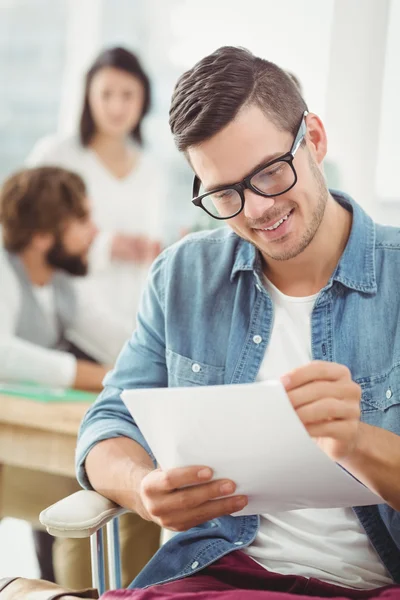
[281, 361, 361, 461]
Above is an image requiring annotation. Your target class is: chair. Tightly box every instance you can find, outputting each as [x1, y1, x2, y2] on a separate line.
[40, 491, 126, 596]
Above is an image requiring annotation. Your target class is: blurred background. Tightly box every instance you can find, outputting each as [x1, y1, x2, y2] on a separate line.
[1, 0, 400, 232]
[0, 0, 399, 580]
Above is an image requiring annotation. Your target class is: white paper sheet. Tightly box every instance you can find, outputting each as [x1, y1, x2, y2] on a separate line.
[121, 381, 383, 515]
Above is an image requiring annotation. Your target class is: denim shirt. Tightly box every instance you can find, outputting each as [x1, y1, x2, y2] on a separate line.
[76, 191, 400, 588]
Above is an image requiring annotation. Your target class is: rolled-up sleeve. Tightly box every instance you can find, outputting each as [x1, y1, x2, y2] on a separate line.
[75, 251, 169, 489]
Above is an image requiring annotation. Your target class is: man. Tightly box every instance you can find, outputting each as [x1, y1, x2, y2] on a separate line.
[0, 166, 112, 388]
[77, 48, 400, 599]
[0, 167, 160, 589]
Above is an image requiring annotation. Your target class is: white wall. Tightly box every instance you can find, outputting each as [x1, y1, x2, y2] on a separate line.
[324, 0, 393, 223]
[375, 0, 400, 202]
[170, 0, 335, 121]
[57, 0, 103, 136]
[56, 0, 400, 226]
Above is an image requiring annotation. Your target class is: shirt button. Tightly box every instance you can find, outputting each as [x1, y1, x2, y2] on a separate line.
[191, 561, 199, 569]
[386, 388, 392, 400]
[234, 541, 244, 546]
[253, 335, 262, 344]
[191, 363, 201, 373]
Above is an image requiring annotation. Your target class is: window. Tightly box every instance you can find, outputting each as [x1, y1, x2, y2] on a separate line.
[0, 0, 67, 182]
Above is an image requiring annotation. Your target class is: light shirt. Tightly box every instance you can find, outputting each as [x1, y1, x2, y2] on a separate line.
[0, 243, 130, 386]
[29, 282, 75, 386]
[32, 283, 57, 332]
[27, 135, 166, 327]
[244, 277, 393, 590]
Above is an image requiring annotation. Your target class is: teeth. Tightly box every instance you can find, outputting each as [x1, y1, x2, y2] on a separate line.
[262, 212, 290, 231]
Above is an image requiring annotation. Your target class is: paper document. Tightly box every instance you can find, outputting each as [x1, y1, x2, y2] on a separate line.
[122, 381, 383, 515]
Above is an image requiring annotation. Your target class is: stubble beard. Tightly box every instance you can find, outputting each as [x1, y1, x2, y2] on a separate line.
[260, 156, 329, 262]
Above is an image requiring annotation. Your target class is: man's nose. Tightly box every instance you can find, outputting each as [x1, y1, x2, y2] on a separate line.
[243, 190, 275, 220]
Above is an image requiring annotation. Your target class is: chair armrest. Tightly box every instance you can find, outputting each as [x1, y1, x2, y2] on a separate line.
[39, 490, 127, 538]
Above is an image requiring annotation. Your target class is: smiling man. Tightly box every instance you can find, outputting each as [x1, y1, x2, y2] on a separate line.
[77, 47, 400, 599]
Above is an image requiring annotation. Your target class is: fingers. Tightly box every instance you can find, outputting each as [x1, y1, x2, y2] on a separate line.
[307, 419, 359, 441]
[147, 478, 240, 517]
[140, 465, 247, 531]
[296, 398, 360, 426]
[278, 362, 362, 460]
[130, 237, 161, 262]
[160, 495, 248, 532]
[289, 380, 360, 409]
[282, 361, 352, 391]
[150, 241, 162, 259]
[145, 465, 214, 493]
[112, 234, 161, 262]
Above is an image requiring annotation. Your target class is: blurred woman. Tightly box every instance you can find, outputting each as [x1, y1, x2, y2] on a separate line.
[28, 46, 164, 330]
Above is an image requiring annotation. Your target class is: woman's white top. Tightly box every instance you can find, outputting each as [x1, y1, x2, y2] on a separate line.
[27, 135, 166, 329]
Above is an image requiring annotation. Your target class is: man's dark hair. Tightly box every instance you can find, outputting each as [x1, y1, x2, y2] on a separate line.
[169, 46, 308, 152]
[80, 46, 151, 147]
[0, 166, 87, 252]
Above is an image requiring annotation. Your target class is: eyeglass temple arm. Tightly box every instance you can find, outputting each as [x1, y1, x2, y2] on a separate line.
[192, 175, 201, 198]
[192, 110, 308, 199]
[292, 110, 309, 156]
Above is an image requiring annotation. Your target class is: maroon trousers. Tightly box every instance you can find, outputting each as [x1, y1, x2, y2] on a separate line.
[102, 550, 399, 599]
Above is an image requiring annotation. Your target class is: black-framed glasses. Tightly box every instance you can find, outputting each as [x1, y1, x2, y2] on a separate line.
[192, 110, 308, 220]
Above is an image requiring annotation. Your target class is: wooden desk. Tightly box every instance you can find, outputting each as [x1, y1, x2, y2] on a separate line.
[0, 394, 90, 478]
[0, 394, 91, 523]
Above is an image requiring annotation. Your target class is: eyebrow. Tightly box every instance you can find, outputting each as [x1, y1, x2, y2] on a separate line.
[204, 150, 285, 192]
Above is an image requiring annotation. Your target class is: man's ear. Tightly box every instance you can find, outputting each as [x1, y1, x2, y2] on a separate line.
[30, 232, 55, 253]
[304, 113, 327, 166]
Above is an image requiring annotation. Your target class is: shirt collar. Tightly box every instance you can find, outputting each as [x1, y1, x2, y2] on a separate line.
[231, 190, 377, 294]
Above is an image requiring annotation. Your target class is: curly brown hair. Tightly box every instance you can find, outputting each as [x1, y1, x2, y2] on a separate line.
[0, 166, 87, 252]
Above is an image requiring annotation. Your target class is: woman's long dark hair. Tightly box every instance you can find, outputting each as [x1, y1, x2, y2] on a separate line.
[79, 47, 151, 147]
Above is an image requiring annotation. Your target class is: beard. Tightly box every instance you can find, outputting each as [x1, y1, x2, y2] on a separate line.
[46, 239, 88, 276]
[251, 152, 329, 262]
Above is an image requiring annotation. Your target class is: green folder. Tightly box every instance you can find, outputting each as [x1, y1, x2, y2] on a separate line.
[0, 381, 97, 403]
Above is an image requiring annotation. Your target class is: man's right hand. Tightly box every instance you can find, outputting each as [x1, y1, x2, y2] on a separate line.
[136, 465, 248, 532]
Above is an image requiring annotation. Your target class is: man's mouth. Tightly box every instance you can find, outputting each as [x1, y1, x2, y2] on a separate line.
[256, 209, 294, 232]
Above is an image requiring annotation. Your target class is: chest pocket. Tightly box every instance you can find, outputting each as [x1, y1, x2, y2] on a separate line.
[166, 349, 225, 387]
[357, 365, 400, 413]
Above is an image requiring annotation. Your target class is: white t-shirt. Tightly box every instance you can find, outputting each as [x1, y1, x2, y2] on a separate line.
[27, 135, 166, 327]
[244, 277, 393, 590]
[32, 283, 57, 334]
